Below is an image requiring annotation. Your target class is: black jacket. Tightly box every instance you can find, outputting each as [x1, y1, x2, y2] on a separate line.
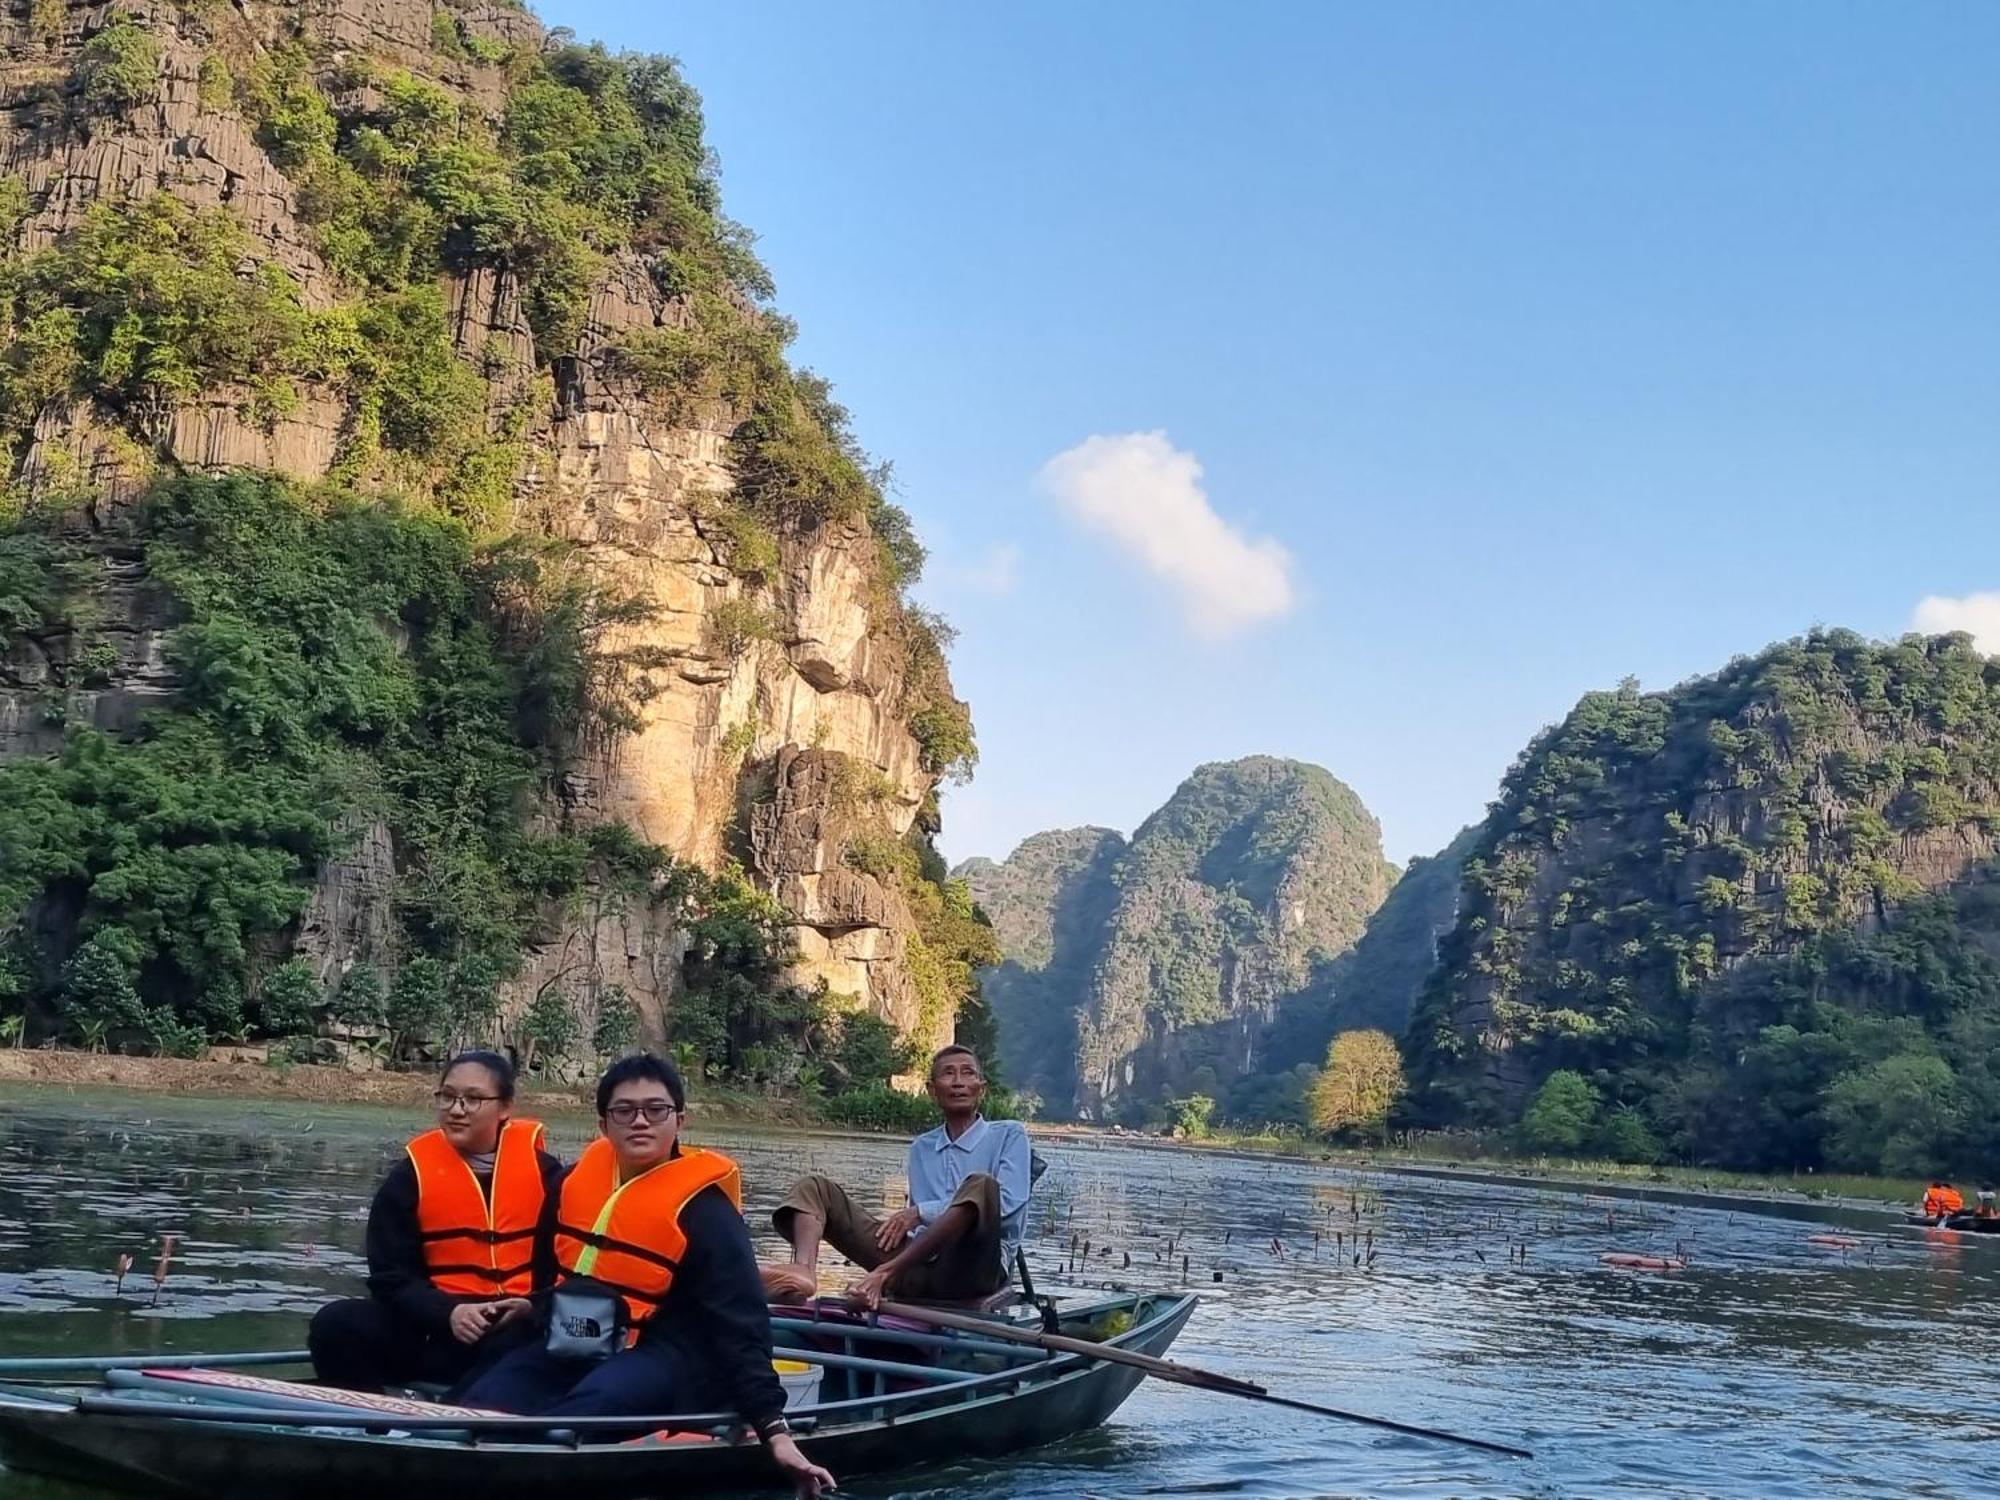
[535, 1163, 787, 1429]
[364, 1147, 567, 1336]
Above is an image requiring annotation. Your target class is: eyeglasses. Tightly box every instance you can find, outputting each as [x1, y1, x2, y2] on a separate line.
[433, 1090, 501, 1113]
[605, 1099, 679, 1125]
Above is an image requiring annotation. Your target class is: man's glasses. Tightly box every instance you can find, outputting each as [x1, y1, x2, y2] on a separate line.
[605, 1099, 679, 1125]
[433, 1090, 500, 1113]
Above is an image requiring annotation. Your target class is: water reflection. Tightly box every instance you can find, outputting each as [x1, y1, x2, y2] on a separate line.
[1, 1089, 1995, 1497]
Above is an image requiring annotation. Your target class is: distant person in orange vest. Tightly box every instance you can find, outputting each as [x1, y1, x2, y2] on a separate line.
[460, 1054, 834, 1499]
[309, 1050, 562, 1392]
[1920, 1181, 1964, 1219]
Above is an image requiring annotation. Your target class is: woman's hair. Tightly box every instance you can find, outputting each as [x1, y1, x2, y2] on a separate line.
[441, 1048, 517, 1101]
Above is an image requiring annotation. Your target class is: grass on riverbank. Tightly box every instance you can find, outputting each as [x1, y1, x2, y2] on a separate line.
[0, 1048, 825, 1129]
[1169, 1121, 1923, 1206]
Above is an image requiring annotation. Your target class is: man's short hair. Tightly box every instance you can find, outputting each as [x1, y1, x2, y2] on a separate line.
[929, 1044, 984, 1081]
[595, 1052, 686, 1116]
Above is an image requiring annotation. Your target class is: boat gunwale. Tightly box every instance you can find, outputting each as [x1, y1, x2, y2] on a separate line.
[0, 1290, 1198, 1455]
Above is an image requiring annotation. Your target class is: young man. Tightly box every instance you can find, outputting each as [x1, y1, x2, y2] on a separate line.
[461, 1054, 833, 1499]
[765, 1044, 1032, 1310]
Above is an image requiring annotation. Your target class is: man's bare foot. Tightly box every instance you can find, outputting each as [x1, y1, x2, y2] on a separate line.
[761, 1263, 819, 1303]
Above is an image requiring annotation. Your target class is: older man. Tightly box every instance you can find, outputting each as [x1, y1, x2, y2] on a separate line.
[765, 1044, 1033, 1308]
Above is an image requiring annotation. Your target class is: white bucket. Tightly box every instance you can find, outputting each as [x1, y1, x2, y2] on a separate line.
[774, 1358, 824, 1410]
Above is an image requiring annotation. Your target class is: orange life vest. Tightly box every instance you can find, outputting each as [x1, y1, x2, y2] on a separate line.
[552, 1138, 741, 1328]
[1923, 1186, 1964, 1218]
[407, 1117, 547, 1297]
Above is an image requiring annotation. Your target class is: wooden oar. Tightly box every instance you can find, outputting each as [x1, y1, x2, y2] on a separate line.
[875, 1300, 1534, 1461]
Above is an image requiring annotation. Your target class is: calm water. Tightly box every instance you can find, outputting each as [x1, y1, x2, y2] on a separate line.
[0, 1086, 1994, 1498]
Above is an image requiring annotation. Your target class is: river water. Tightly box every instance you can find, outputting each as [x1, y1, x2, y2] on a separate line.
[0, 1086, 1992, 1498]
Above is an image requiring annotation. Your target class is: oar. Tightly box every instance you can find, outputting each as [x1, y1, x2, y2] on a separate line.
[874, 1300, 1534, 1461]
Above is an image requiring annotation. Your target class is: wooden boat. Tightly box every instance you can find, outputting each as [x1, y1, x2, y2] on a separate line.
[1903, 1211, 2000, 1233]
[0, 1292, 1195, 1500]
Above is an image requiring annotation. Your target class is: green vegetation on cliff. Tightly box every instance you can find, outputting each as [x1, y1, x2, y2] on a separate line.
[0, 473, 649, 1053]
[1406, 629, 2000, 1177]
[0, 3, 982, 1073]
[7, 8, 970, 759]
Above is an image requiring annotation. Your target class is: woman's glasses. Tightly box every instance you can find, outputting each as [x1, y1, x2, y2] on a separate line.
[433, 1090, 501, 1114]
[605, 1099, 679, 1125]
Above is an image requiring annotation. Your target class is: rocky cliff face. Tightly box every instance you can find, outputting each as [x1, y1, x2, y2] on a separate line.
[1406, 631, 2000, 1123]
[960, 757, 1397, 1118]
[954, 826, 1125, 1104]
[1257, 824, 1477, 1073]
[0, 0, 964, 1050]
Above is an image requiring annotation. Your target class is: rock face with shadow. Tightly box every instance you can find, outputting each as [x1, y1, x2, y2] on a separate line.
[0, 0, 965, 1046]
[961, 757, 1398, 1118]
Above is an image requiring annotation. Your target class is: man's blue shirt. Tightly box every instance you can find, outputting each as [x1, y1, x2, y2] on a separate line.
[906, 1115, 1032, 1259]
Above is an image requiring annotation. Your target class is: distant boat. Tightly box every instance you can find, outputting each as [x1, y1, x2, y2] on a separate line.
[1902, 1211, 2000, 1233]
[0, 1292, 1196, 1499]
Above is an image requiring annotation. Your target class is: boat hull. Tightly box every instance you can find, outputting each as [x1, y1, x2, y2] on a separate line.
[0, 1294, 1196, 1499]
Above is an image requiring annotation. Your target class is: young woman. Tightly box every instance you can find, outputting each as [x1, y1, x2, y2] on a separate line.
[309, 1050, 564, 1392]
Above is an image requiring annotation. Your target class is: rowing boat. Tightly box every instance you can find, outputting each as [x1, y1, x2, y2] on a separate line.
[1903, 1212, 2000, 1233]
[0, 1291, 1196, 1499]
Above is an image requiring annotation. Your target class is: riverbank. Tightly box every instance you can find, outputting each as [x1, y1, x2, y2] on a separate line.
[1034, 1121, 1922, 1210]
[0, 1049, 820, 1127]
[0, 1048, 1924, 1212]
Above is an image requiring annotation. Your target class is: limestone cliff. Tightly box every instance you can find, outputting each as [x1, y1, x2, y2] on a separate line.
[960, 758, 1397, 1118]
[954, 826, 1125, 1104]
[1406, 631, 2000, 1128]
[1257, 824, 1478, 1072]
[0, 0, 969, 1054]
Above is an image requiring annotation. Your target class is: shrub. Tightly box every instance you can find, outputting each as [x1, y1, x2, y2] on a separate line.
[386, 956, 450, 1059]
[823, 1082, 937, 1134]
[707, 598, 780, 658]
[74, 21, 158, 116]
[57, 930, 149, 1045]
[591, 986, 640, 1056]
[520, 985, 581, 1070]
[0, 530, 85, 641]
[333, 965, 387, 1029]
[688, 494, 778, 581]
[1168, 1093, 1215, 1139]
[832, 1011, 914, 1089]
[259, 959, 322, 1037]
[1596, 1106, 1662, 1165]
[197, 54, 233, 113]
[1518, 1070, 1602, 1155]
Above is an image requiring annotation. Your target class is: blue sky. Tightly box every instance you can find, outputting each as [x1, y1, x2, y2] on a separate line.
[542, 1, 2000, 867]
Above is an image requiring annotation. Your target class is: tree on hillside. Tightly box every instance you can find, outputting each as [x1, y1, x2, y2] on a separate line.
[1821, 1053, 1962, 1176]
[1519, 1070, 1601, 1155]
[1311, 1029, 1405, 1140]
[1169, 1094, 1216, 1139]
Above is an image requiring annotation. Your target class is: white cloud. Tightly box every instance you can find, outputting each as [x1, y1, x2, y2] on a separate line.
[1912, 592, 2000, 654]
[1036, 431, 1296, 638]
[959, 542, 1020, 596]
